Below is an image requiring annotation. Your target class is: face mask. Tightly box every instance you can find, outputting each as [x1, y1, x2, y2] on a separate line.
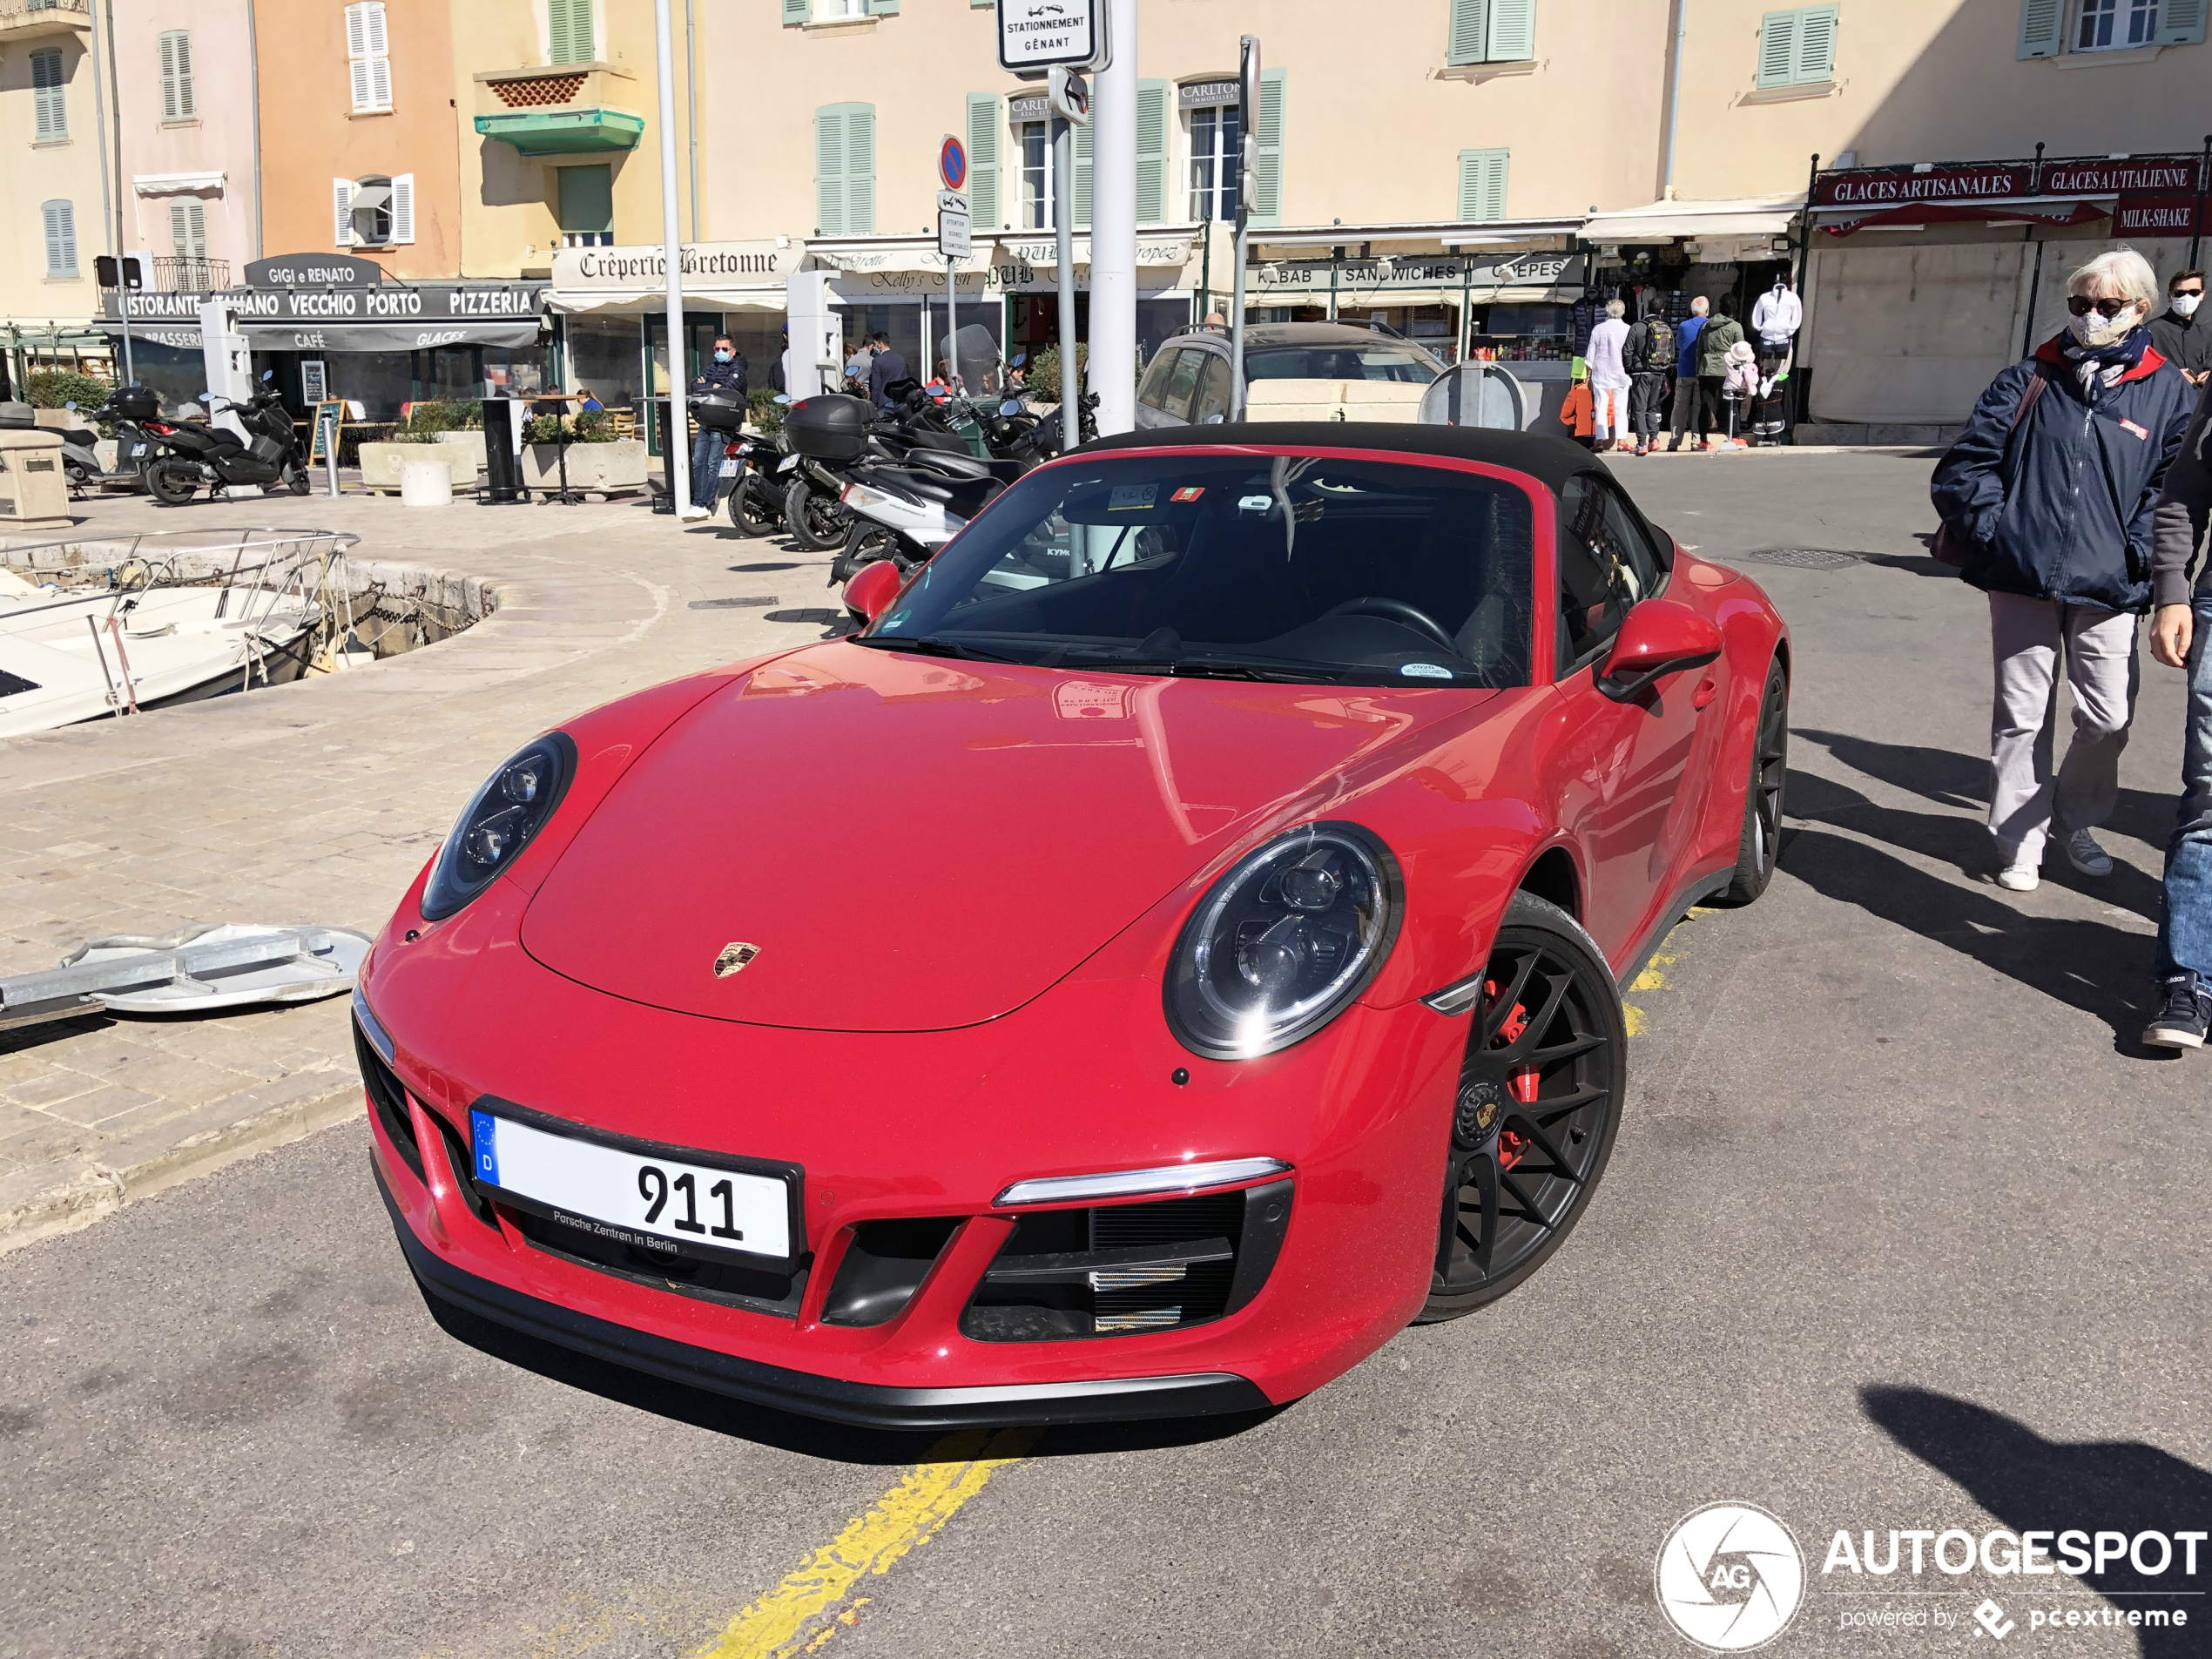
[2067, 304, 2142, 348]
[2175, 293, 2204, 318]
[714, 349, 732, 363]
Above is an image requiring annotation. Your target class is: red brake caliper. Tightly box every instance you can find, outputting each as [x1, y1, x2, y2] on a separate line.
[1484, 978, 1542, 1170]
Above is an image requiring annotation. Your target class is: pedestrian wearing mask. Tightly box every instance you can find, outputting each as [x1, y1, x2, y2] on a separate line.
[1584, 298, 1631, 453]
[1624, 296, 1676, 456]
[1667, 296, 1710, 452]
[682, 334, 746, 522]
[1930, 246, 2193, 895]
[1692, 296, 1745, 452]
[2149, 269, 2209, 390]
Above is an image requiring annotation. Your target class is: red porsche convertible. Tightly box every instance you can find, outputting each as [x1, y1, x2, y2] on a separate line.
[356, 424, 1788, 1428]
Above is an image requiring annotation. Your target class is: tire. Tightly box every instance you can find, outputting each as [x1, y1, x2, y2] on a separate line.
[729, 475, 778, 537]
[145, 459, 200, 506]
[63, 460, 91, 496]
[1718, 659, 1789, 906]
[1418, 891, 1628, 1324]
[284, 462, 313, 496]
[783, 477, 846, 551]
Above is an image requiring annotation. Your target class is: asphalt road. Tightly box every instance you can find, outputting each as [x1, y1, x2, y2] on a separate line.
[4, 451, 2208, 1659]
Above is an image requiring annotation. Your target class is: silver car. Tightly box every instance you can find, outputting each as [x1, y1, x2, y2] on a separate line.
[1134, 321, 1447, 428]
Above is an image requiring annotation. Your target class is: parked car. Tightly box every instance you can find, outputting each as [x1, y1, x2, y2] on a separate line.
[1135, 321, 1447, 428]
[357, 421, 1790, 1430]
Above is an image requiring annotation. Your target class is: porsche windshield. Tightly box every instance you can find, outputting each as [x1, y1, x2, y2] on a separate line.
[860, 454, 1536, 687]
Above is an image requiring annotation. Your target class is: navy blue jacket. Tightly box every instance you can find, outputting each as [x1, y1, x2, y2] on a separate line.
[1931, 335, 2194, 613]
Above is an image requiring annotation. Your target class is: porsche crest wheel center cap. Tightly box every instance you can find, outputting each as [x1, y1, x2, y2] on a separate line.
[1454, 1076, 1502, 1147]
[713, 941, 760, 978]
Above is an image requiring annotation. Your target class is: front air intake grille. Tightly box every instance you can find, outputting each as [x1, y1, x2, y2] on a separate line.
[354, 1016, 421, 1182]
[962, 1181, 1291, 1342]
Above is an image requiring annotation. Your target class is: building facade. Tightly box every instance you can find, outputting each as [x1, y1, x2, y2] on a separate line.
[1, 0, 108, 388]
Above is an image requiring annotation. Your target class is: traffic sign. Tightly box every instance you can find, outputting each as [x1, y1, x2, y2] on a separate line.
[1047, 65, 1090, 125]
[939, 135, 968, 192]
[995, 0, 1102, 74]
[937, 190, 972, 260]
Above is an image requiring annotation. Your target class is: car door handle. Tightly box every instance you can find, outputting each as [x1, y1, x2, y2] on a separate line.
[1692, 673, 1720, 710]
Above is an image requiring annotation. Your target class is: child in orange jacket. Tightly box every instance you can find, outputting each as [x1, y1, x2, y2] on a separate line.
[1558, 371, 1595, 446]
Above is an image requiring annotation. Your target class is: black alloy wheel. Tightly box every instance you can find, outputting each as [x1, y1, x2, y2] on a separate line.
[783, 477, 848, 551]
[284, 462, 313, 496]
[1721, 659, 1789, 905]
[1419, 892, 1627, 1322]
[729, 475, 779, 536]
[145, 459, 199, 506]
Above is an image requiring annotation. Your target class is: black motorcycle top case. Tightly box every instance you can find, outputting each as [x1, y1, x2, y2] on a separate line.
[110, 386, 160, 421]
[691, 390, 748, 431]
[784, 394, 872, 463]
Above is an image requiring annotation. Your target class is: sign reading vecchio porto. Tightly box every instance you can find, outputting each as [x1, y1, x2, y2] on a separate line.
[551, 239, 804, 293]
[102, 280, 548, 350]
[1814, 164, 2034, 207]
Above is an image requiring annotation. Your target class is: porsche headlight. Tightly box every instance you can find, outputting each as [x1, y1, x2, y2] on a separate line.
[420, 732, 577, 921]
[1165, 823, 1402, 1060]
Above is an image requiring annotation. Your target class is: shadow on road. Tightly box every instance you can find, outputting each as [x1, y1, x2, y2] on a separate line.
[1862, 1386, 2212, 1657]
[420, 1286, 1284, 1466]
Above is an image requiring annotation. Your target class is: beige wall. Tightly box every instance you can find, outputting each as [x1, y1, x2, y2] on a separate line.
[114, 0, 260, 276]
[1671, 1, 2210, 200]
[701, 0, 1675, 243]
[0, 17, 106, 330]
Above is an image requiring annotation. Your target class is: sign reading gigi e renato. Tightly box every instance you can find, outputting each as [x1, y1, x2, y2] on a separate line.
[1814, 164, 2033, 208]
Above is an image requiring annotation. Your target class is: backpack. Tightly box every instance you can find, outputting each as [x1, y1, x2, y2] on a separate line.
[1628, 317, 1673, 374]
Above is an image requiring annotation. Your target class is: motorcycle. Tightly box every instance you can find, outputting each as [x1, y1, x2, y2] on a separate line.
[53, 399, 152, 495]
[722, 430, 786, 537]
[139, 371, 312, 505]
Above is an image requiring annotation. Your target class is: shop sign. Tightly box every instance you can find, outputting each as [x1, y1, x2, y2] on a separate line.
[243, 252, 386, 288]
[2114, 191, 2204, 237]
[1251, 251, 1582, 297]
[101, 280, 548, 350]
[2042, 156, 2200, 197]
[553, 240, 802, 291]
[1814, 164, 2033, 207]
[1179, 80, 1238, 107]
[1008, 94, 1049, 120]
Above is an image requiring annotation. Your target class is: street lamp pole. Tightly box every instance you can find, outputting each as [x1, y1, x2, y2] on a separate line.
[1053, 111, 1078, 441]
[1228, 35, 1259, 420]
[1088, 0, 1137, 434]
[652, 0, 691, 520]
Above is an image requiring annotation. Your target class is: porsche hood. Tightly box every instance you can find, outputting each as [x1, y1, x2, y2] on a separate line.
[518, 644, 1475, 1032]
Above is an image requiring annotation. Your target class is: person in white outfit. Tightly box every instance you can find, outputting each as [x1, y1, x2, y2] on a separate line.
[1583, 299, 1631, 453]
[1749, 278, 1804, 438]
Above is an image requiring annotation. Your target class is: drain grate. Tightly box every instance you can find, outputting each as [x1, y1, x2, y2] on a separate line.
[1743, 547, 1864, 570]
[688, 596, 779, 610]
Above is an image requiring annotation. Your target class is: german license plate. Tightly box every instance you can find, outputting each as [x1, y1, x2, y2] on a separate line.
[469, 1109, 793, 1262]
[778, 454, 800, 472]
[718, 459, 738, 478]
[131, 443, 148, 456]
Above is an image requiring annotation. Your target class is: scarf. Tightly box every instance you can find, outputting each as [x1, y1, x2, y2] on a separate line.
[2058, 324, 2150, 406]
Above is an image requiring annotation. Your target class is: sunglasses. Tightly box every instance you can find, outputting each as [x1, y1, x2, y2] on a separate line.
[2067, 296, 2135, 318]
[2178, 287, 2207, 298]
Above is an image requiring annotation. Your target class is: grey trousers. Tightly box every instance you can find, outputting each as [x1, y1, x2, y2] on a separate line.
[1986, 590, 2139, 867]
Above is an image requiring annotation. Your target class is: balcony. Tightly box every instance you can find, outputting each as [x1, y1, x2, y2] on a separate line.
[0, 0, 91, 39]
[152, 255, 229, 291]
[472, 64, 643, 157]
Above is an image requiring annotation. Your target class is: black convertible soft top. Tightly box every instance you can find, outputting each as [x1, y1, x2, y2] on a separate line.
[1081, 421, 1598, 494]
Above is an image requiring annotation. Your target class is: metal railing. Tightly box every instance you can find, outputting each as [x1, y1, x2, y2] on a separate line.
[152, 255, 230, 292]
[0, 0, 91, 24]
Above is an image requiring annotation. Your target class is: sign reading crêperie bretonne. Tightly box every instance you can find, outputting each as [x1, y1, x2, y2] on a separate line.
[996, 0, 1100, 72]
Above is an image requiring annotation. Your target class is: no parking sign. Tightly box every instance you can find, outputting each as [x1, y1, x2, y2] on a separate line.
[939, 135, 968, 193]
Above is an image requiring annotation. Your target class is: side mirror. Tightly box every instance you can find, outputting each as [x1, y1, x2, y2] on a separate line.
[845, 558, 905, 625]
[1595, 598, 1721, 702]
[262, 369, 274, 381]
[772, 393, 792, 405]
[64, 401, 77, 411]
[1001, 399, 1024, 417]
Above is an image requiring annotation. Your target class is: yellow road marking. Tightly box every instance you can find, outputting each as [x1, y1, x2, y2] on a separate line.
[1624, 1004, 1649, 1036]
[1629, 953, 1676, 994]
[691, 1427, 1037, 1659]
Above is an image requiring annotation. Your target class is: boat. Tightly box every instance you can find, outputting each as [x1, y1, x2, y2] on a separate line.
[0, 568, 321, 738]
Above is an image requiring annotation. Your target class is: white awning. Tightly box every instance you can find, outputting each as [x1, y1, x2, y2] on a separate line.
[1580, 195, 1804, 243]
[811, 241, 1002, 275]
[133, 171, 226, 196]
[550, 287, 787, 316]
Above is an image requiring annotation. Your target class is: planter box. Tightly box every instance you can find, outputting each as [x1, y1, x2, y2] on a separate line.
[522, 438, 646, 496]
[358, 442, 479, 492]
[435, 429, 489, 468]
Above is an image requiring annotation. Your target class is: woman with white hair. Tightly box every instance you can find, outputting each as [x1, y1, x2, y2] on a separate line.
[1583, 297, 1631, 454]
[1931, 245, 2193, 894]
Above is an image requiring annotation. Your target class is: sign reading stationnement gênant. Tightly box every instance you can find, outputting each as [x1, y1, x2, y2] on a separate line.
[995, 0, 1101, 72]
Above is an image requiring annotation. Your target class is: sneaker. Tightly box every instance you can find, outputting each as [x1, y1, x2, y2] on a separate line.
[2143, 973, 2212, 1049]
[1995, 863, 2040, 892]
[679, 504, 711, 521]
[2064, 828, 2113, 877]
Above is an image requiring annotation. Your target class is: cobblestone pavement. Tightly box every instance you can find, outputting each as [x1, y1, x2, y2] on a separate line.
[0, 486, 840, 1246]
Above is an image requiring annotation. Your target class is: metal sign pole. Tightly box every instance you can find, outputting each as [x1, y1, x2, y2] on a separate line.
[1228, 34, 1259, 421]
[946, 256, 959, 394]
[651, 0, 690, 521]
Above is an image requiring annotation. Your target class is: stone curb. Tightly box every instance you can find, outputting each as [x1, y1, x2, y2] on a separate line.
[0, 1077, 363, 1258]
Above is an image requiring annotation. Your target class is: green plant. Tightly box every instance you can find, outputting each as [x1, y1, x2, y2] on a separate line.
[25, 369, 111, 411]
[1027, 344, 1087, 404]
[746, 388, 784, 434]
[456, 401, 484, 429]
[570, 408, 616, 442]
[523, 412, 563, 444]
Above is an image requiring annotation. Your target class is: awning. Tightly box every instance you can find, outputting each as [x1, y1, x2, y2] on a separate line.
[1815, 199, 2110, 237]
[98, 317, 546, 351]
[1579, 196, 1804, 243]
[550, 287, 787, 315]
[133, 171, 226, 196]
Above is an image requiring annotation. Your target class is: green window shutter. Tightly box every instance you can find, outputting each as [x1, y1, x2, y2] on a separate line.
[1135, 79, 1169, 224]
[1486, 0, 1535, 63]
[1756, 10, 1798, 85]
[1458, 149, 1508, 222]
[31, 50, 65, 141]
[966, 93, 1001, 229]
[868, 0, 900, 14]
[44, 200, 77, 278]
[548, 0, 593, 64]
[1250, 68, 1286, 227]
[2157, 0, 2208, 44]
[847, 104, 875, 233]
[816, 105, 846, 235]
[2016, 0, 2063, 57]
[1073, 118, 1093, 229]
[783, 0, 810, 22]
[1793, 4, 1837, 79]
[558, 164, 614, 234]
[1447, 0, 1490, 64]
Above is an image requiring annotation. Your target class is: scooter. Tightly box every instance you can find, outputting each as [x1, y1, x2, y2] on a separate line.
[828, 453, 1008, 619]
[53, 401, 149, 495]
[723, 430, 786, 537]
[139, 371, 311, 505]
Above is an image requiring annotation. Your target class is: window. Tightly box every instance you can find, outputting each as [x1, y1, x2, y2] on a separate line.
[346, 3, 391, 112]
[1018, 121, 1057, 230]
[168, 199, 208, 260]
[1458, 149, 1509, 223]
[158, 30, 195, 120]
[815, 103, 876, 234]
[334, 173, 414, 246]
[547, 0, 595, 64]
[1554, 476, 1661, 673]
[1189, 354, 1232, 424]
[1756, 6, 1838, 86]
[1447, 0, 1537, 64]
[42, 199, 78, 279]
[31, 49, 66, 142]
[1154, 348, 1206, 421]
[557, 164, 613, 247]
[2075, 0, 2158, 46]
[1188, 101, 1241, 223]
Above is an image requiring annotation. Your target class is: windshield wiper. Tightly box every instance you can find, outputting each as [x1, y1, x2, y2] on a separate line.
[847, 635, 1032, 664]
[1055, 654, 1345, 684]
